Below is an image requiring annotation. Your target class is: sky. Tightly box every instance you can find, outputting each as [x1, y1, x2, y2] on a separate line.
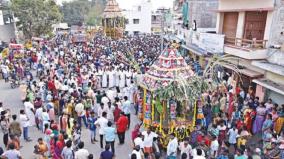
[57, 0, 173, 10]
[116, 0, 173, 10]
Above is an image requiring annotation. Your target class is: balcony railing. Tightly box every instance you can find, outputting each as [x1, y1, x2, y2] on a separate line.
[225, 37, 267, 50]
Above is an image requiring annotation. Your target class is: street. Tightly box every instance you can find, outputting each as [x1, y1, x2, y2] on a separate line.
[0, 79, 138, 159]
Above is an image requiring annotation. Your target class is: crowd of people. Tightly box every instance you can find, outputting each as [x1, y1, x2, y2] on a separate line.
[0, 33, 161, 159]
[127, 82, 284, 159]
[0, 31, 283, 159]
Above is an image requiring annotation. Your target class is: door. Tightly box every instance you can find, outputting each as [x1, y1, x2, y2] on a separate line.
[222, 12, 239, 38]
[244, 11, 267, 40]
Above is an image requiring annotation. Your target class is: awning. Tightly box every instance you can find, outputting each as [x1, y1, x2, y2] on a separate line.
[252, 60, 284, 76]
[253, 78, 284, 96]
[212, 7, 274, 12]
[222, 64, 263, 78]
[181, 44, 207, 56]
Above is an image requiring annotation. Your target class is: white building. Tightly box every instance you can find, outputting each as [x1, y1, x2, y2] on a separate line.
[0, 1, 16, 42]
[123, 0, 152, 35]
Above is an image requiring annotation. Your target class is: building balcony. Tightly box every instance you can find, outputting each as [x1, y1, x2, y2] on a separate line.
[224, 37, 268, 60]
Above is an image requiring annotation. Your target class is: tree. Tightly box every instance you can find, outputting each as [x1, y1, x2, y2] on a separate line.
[61, 0, 91, 26]
[61, 0, 106, 26]
[85, 1, 105, 26]
[11, 0, 62, 39]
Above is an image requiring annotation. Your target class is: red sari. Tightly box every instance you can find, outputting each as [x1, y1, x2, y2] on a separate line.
[228, 93, 234, 119]
[244, 111, 255, 133]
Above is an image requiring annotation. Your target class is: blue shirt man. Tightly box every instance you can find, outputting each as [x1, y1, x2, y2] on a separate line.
[88, 111, 97, 143]
[103, 121, 116, 154]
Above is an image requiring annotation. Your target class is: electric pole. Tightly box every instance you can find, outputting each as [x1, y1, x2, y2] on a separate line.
[159, 7, 167, 52]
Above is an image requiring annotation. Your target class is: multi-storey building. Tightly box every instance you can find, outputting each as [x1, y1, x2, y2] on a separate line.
[123, 0, 152, 35]
[151, 8, 172, 34]
[172, 0, 218, 40]
[215, 0, 284, 104]
[0, 0, 16, 42]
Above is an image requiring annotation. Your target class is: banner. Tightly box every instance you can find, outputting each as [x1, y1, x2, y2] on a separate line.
[9, 44, 23, 50]
[190, 31, 225, 54]
[198, 33, 225, 54]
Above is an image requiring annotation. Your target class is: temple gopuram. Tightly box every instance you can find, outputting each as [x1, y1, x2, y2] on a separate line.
[102, 0, 125, 39]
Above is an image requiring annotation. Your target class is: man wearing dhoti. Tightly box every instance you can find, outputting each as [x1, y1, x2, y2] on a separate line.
[102, 69, 108, 88]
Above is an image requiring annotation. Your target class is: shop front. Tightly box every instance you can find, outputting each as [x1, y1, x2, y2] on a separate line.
[253, 78, 284, 104]
[221, 64, 263, 94]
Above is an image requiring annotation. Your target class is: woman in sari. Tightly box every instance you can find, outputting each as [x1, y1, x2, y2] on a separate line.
[66, 114, 74, 138]
[59, 112, 67, 132]
[55, 134, 65, 158]
[275, 104, 284, 134]
[252, 102, 267, 134]
[227, 92, 234, 119]
[43, 129, 52, 157]
[262, 114, 273, 135]
[217, 120, 227, 144]
[50, 136, 60, 159]
[47, 100, 56, 121]
[212, 94, 220, 117]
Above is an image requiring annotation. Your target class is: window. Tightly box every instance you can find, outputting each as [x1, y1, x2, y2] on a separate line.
[153, 15, 157, 21]
[138, 6, 141, 11]
[134, 31, 139, 35]
[133, 19, 140, 24]
[125, 19, 129, 24]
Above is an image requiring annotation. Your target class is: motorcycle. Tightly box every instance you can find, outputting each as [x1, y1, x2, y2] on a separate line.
[10, 79, 20, 89]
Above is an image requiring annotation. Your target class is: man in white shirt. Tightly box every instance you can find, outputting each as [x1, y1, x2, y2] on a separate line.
[131, 145, 142, 159]
[75, 142, 89, 159]
[192, 148, 206, 159]
[142, 128, 158, 157]
[2, 143, 22, 159]
[167, 133, 178, 159]
[101, 93, 110, 108]
[95, 112, 108, 149]
[75, 100, 87, 128]
[19, 109, 32, 141]
[134, 133, 143, 149]
[122, 96, 131, 129]
[179, 139, 192, 159]
[210, 136, 219, 158]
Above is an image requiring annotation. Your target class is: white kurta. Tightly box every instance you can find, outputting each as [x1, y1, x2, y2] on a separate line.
[119, 71, 126, 88]
[115, 70, 120, 87]
[106, 89, 115, 103]
[97, 70, 103, 88]
[108, 71, 115, 88]
[102, 71, 108, 88]
[126, 71, 132, 87]
[24, 101, 36, 126]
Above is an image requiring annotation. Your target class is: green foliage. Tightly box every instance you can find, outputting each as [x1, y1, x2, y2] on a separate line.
[11, 0, 62, 39]
[61, 0, 106, 26]
[156, 55, 240, 105]
[156, 75, 210, 104]
[61, 0, 91, 26]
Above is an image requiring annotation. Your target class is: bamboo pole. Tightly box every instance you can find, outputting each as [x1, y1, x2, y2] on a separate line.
[151, 93, 154, 123]
[192, 100, 197, 129]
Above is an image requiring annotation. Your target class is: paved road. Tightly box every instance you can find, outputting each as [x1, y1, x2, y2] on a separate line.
[0, 79, 138, 159]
